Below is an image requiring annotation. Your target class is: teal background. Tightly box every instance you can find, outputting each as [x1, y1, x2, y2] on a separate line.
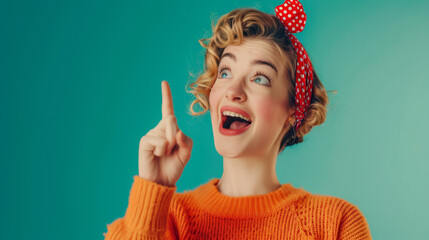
[1, 0, 428, 239]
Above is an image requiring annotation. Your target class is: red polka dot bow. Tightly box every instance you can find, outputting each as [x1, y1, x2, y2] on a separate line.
[275, 0, 314, 132]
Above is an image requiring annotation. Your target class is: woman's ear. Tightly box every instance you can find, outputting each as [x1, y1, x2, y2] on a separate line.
[283, 115, 296, 129]
[284, 107, 296, 128]
[285, 118, 295, 127]
[290, 114, 296, 126]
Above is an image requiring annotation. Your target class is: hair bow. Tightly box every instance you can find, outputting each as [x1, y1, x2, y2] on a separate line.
[275, 0, 314, 132]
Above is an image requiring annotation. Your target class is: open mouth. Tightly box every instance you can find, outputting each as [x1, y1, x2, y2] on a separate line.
[221, 115, 252, 130]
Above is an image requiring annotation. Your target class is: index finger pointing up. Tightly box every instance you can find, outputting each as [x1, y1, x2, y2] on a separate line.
[161, 81, 175, 118]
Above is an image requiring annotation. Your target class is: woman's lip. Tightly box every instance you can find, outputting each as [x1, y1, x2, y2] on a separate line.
[219, 117, 252, 136]
[219, 106, 252, 121]
[218, 105, 252, 136]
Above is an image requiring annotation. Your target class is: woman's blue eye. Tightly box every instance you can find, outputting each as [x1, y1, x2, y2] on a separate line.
[218, 67, 271, 86]
[219, 70, 231, 78]
[254, 76, 270, 85]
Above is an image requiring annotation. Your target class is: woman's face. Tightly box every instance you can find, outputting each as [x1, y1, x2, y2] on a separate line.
[209, 39, 294, 158]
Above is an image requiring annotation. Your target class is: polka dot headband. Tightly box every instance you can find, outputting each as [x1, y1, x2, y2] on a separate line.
[275, 0, 314, 132]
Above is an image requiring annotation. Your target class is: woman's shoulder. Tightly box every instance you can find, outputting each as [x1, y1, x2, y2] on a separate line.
[298, 191, 367, 219]
[303, 192, 360, 209]
[168, 178, 218, 207]
[296, 191, 371, 238]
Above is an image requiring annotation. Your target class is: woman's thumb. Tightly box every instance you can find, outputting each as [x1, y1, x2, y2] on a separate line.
[175, 130, 192, 163]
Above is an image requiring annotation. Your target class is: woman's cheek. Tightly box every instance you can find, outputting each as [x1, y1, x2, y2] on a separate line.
[209, 87, 221, 116]
[256, 97, 287, 125]
[209, 88, 218, 105]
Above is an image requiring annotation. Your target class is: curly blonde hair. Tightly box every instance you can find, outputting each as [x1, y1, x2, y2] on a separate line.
[187, 8, 335, 152]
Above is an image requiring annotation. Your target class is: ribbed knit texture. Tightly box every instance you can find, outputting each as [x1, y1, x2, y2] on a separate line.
[104, 176, 372, 239]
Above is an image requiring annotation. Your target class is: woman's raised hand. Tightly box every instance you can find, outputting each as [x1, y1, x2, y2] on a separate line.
[138, 81, 193, 187]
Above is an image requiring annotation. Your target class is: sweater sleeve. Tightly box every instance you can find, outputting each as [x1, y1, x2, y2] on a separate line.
[337, 201, 372, 240]
[103, 175, 179, 240]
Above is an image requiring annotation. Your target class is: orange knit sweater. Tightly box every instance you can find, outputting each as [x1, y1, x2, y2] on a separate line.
[104, 176, 372, 239]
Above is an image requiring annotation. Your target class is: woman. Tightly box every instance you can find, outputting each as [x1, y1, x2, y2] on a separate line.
[104, 1, 372, 239]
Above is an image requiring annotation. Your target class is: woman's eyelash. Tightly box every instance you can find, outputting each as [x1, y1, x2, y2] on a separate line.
[218, 65, 230, 74]
[219, 65, 271, 85]
[254, 71, 272, 83]
[218, 65, 272, 82]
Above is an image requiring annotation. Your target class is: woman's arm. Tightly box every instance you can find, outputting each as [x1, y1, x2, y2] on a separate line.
[103, 176, 179, 240]
[337, 202, 372, 240]
[104, 81, 193, 239]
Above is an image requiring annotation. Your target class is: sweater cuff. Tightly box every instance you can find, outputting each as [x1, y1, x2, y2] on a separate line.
[124, 175, 177, 234]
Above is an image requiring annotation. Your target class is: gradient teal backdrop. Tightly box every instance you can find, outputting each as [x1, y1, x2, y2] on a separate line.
[1, 0, 428, 239]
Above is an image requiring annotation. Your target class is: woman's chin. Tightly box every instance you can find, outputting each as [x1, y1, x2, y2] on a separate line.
[214, 143, 253, 158]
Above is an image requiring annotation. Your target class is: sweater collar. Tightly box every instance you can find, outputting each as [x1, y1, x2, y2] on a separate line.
[190, 178, 311, 218]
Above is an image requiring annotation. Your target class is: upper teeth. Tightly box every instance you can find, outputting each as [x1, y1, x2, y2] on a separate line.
[222, 111, 251, 122]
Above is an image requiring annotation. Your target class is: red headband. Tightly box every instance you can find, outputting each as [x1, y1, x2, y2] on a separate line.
[275, 0, 314, 132]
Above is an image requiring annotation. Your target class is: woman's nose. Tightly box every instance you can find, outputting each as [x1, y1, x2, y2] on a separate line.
[225, 79, 247, 102]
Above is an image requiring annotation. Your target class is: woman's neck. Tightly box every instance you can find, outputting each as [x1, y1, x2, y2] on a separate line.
[216, 155, 281, 197]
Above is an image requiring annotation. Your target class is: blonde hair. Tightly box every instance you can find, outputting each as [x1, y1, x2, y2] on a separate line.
[186, 8, 335, 152]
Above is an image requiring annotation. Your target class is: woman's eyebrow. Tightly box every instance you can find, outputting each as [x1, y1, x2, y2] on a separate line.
[220, 52, 278, 74]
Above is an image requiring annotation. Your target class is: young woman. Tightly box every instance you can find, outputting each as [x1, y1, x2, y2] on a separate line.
[104, 1, 372, 239]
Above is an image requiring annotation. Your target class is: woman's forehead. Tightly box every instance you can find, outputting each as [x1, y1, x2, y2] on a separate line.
[222, 39, 285, 65]
[220, 39, 288, 77]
